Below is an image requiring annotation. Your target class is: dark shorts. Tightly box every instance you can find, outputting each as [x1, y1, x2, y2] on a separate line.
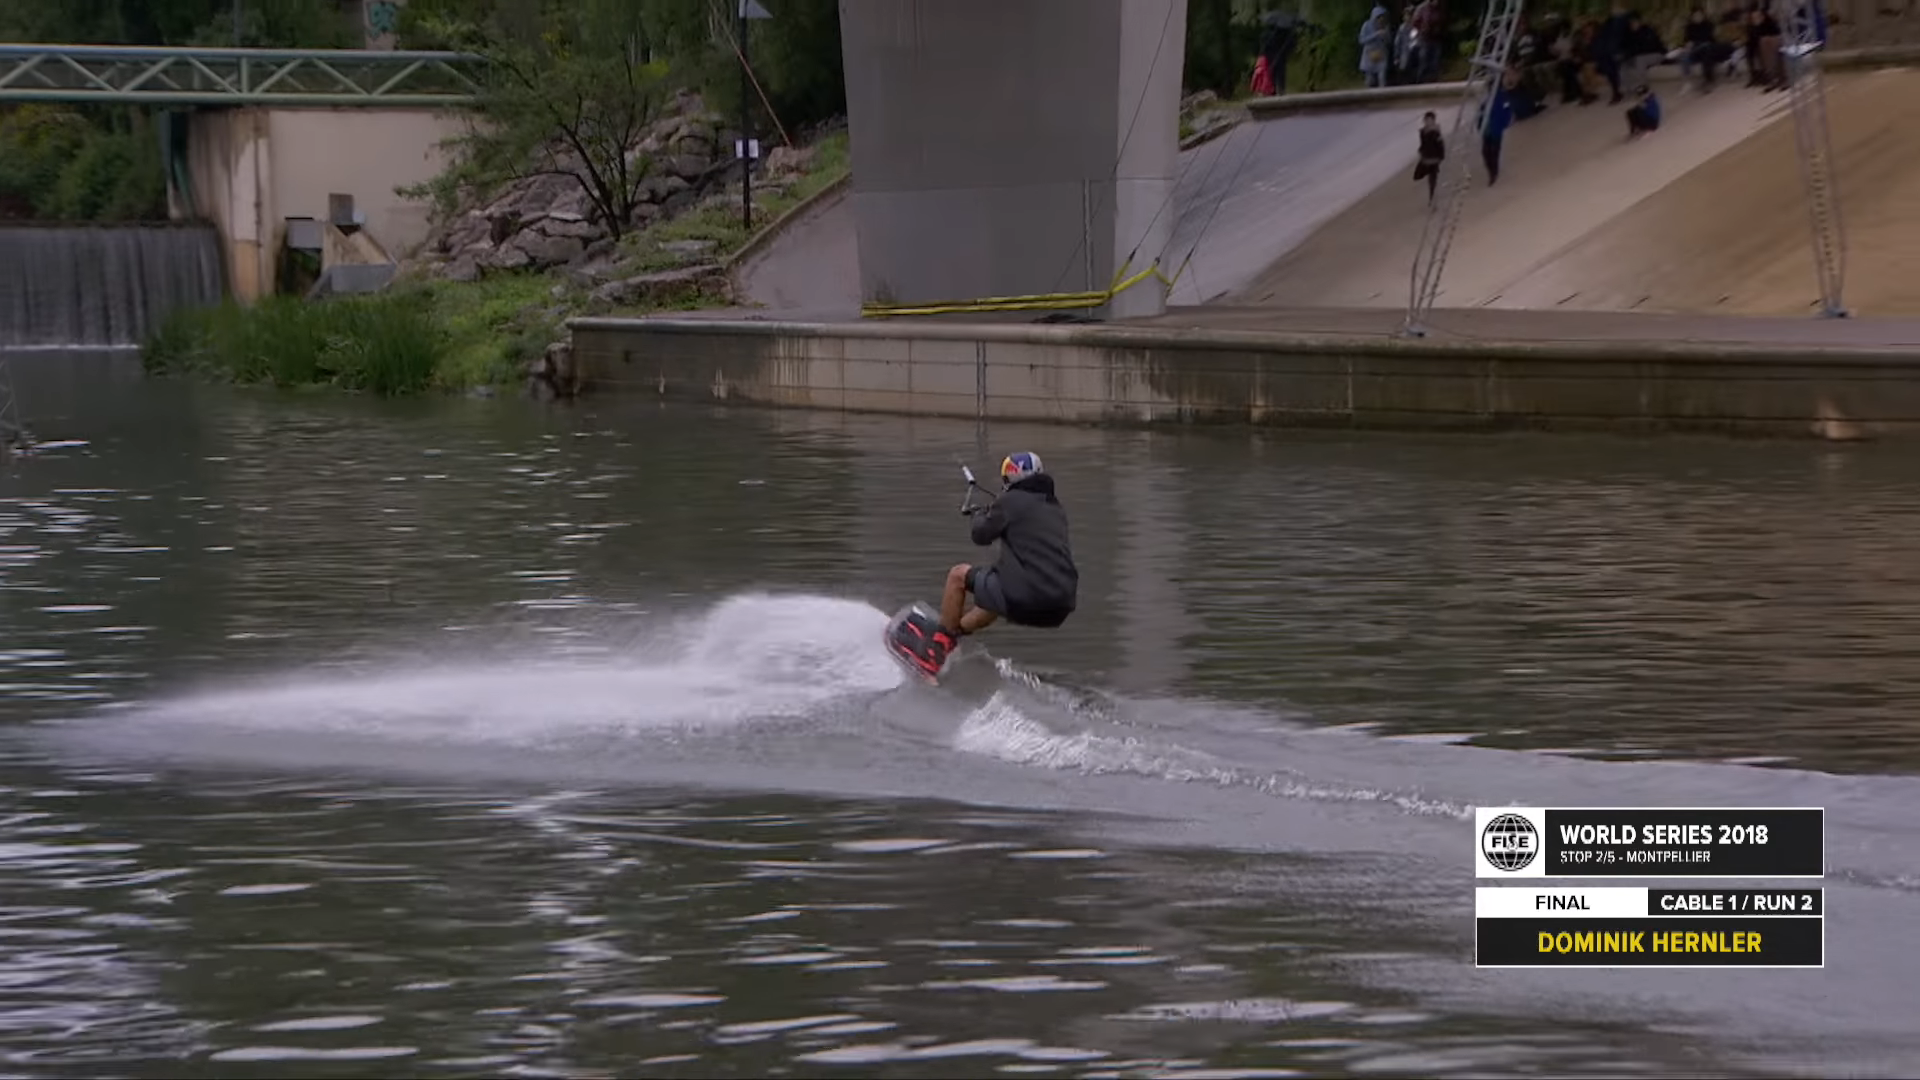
[966, 565, 1008, 617]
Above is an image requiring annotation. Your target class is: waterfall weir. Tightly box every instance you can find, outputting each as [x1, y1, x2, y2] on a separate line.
[0, 225, 225, 351]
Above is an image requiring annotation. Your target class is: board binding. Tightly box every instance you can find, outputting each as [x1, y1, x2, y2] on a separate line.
[883, 602, 955, 685]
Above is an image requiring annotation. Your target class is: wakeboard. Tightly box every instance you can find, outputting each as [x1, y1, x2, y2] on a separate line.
[883, 602, 956, 685]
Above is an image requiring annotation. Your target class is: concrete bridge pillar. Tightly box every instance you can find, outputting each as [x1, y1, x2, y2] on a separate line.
[174, 108, 275, 303]
[838, 0, 1189, 320]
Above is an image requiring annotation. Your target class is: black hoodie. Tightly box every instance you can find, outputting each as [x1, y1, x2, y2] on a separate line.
[1418, 126, 1446, 162]
[969, 473, 1078, 626]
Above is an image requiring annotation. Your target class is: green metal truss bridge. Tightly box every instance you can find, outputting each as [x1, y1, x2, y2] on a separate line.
[0, 44, 481, 106]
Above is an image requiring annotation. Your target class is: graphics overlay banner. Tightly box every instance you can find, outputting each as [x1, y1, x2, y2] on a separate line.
[1474, 807, 1823, 879]
[1474, 887, 1825, 968]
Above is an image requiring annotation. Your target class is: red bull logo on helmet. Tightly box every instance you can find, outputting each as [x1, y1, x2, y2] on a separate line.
[1001, 451, 1043, 486]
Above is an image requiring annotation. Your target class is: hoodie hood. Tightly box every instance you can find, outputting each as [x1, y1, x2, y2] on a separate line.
[1359, 6, 1392, 68]
[1007, 473, 1058, 501]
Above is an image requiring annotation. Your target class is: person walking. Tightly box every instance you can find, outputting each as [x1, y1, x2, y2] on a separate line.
[1480, 70, 1517, 185]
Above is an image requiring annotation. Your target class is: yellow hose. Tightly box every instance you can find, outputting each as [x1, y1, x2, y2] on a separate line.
[859, 259, 1183, 319]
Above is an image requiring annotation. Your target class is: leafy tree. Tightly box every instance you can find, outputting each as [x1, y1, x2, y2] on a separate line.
[729, 0, 845, 137]
[0, 0, 355, 48]
[47, 116, 168, 221]
[179, 0, 360, 49]
[406, 0, 674, 240]
[1187, 0, 1254, 97]
[501, 0, 843, 143]
[0, 105, 168, 221]
[0, 1, 356, 222]
[0, 108, 91, 219]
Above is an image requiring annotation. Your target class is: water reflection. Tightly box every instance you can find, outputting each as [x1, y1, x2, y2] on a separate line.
[0, 771, 1748, 1077]
[3, 382, 1920, 1075]
[12, 392, 1920, 765]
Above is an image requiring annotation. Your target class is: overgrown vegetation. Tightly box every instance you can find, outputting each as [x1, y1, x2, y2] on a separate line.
[0, 0, 359, 51]
[0, 106, 168, 221]
[0, 0, 360, 222]
[1, 0, 1409, 224]
[139, 130, 851, 397]
[140, 270, 583, 396]
[399, 0, 848, 136]
[619, 130, 847, 272]
[15, 0, 1908, 223]
[94, 0, 1421, 397]
[370, 0, 858, 393]
[143, 292, 448, 396]
[402, 0, 675, 241]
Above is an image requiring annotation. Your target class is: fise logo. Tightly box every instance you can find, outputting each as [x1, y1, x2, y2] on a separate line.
[1480, 811, 1540, 872]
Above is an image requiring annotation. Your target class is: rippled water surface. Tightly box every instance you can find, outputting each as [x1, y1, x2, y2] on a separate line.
[4, 354, 1920, 1077]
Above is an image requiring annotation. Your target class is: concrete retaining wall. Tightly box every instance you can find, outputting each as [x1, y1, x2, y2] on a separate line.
[568, 317, 1920, 439]
[183, 105, 466, 302]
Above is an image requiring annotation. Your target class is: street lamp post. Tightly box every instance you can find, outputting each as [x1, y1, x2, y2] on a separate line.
[738, 0, 772, 231]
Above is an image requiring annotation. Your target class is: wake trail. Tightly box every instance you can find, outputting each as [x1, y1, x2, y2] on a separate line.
[26, 588, 1920, 892]
[64, 593, 907, 747]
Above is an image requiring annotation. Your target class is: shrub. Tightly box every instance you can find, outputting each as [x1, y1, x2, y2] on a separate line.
[143, 293, 446, 397]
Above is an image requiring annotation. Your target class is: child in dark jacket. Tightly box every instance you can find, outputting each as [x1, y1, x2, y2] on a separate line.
[1626, 84, 1662, 137]
[1412, 111, 1446, 205]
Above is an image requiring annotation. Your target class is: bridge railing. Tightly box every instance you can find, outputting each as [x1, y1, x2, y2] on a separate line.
[0, 44, 482, 106]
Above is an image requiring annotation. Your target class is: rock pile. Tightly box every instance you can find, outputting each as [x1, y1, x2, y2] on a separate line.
[405, 90, 749, 288]
[396, 91, 841, 400]
[526, 340, 578, 400]
[1180, 90, 1247, 147]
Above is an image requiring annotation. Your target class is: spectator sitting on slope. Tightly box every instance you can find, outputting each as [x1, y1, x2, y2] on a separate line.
[1505, 14, 1555, 118]
[1596, 3, 1633, 104]
[1621, 13, 1668, 92]
[1717, 3, 1751, 80]
[1626, 84, 1662, 137]
[1527, 15, 1571, 91]
[1558, 20, 1603, 105]
[1510, 14, 1539, 67]
[1680, 7, 1724, 90]
[1509, 67, 1549, 120]
[1745, 4, 1786, 91]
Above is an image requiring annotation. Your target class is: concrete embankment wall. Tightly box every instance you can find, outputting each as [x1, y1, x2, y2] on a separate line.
[569, 317, 1919, 439]
[184, 106, 466, 301]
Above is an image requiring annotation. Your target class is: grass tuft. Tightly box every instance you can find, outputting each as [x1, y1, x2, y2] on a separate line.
[144, 293, 442, 397]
